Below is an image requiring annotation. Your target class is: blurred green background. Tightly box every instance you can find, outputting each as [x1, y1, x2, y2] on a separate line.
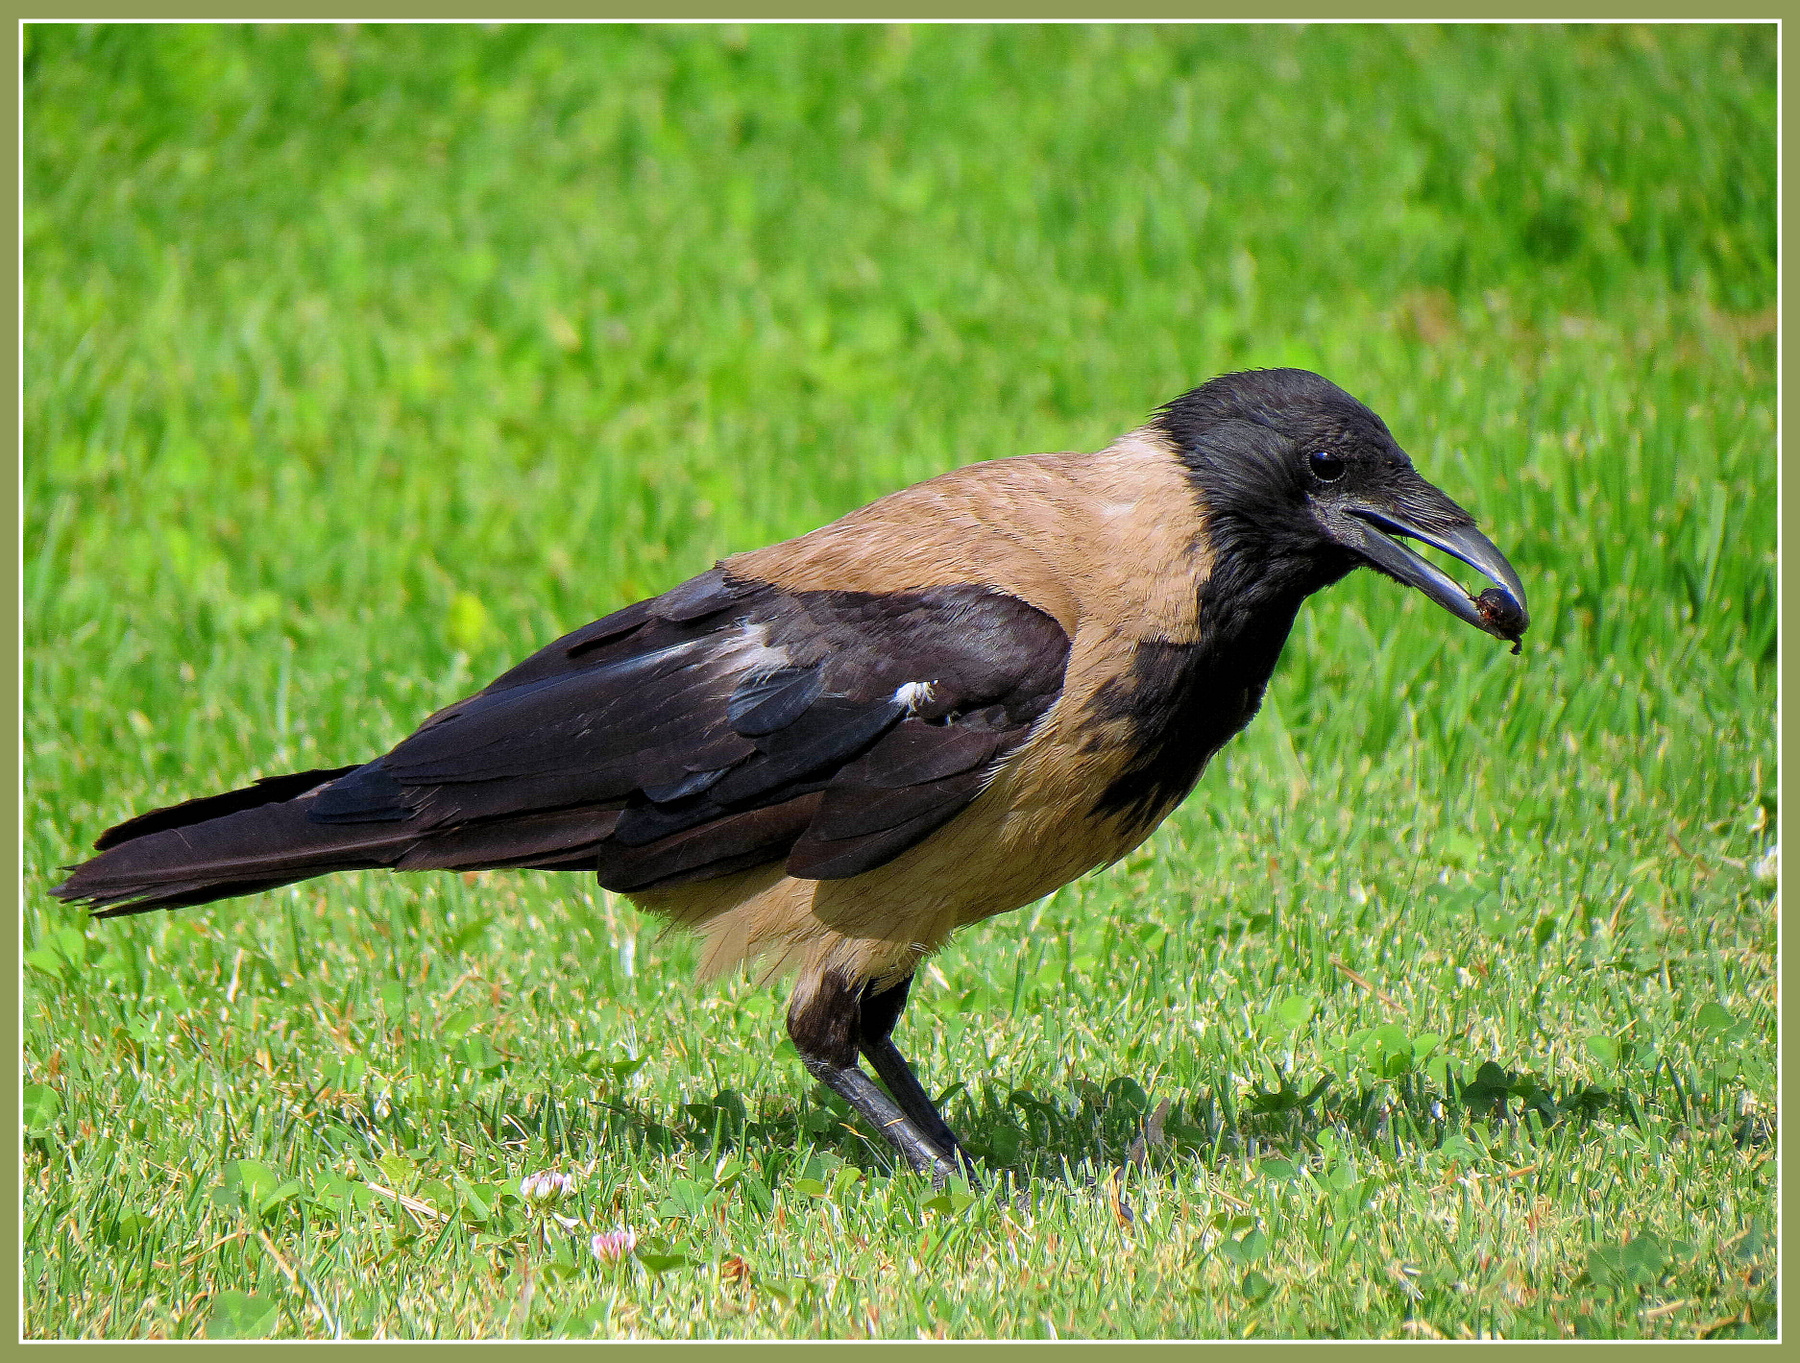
[25, 23, 1775, 1340]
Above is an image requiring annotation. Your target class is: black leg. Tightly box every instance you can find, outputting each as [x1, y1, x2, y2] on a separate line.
[787, 970, 963, 1183]
[857, 974, 977, 1178]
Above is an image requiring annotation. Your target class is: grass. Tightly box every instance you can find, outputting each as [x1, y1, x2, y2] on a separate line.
[22, 22, 1776, 1340]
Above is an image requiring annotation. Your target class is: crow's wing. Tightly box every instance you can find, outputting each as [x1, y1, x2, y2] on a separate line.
[309, 568, 1071, 891]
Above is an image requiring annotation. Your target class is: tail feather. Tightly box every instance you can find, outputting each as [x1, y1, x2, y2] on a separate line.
[51, 764, 617, 917]
[89, 875, 319, 919]
[52, 765, 409, 916]
[91, 766, 363, 850]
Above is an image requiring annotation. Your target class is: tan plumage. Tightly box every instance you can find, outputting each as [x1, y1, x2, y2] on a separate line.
[52, 369, 1528, 1179]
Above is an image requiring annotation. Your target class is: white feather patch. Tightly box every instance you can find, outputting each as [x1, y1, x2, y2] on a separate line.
[892, 680, 938, 712]
[712, 622, 791, 679]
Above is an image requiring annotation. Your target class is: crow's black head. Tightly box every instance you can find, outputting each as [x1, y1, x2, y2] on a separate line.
[1153, 368, 1527, 647]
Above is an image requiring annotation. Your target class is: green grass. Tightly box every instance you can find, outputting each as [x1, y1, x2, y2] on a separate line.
[23, 22, 1775, 1341]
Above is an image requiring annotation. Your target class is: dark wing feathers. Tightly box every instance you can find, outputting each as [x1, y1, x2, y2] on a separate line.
[804, 771, 991, 842]
[639, 765, 736, 805]
[785, 822, 953, 881]
[53, 571, 1069, 913]
[598, 795, 826, 894]
[840, 719, 1006, 788]
[706, 697, 908, 807]
[392, 808, 622, 872]
[308, 764, 411, 823]
[727, 666, 827, 736]
[382, 641, 720, 784]
[650, 567, 751, 623]
[785, 790, 981, 880]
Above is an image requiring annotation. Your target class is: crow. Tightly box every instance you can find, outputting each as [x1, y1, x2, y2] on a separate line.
[53, 368, 1527, 1181]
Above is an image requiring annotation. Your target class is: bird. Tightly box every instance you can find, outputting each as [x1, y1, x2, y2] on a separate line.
[52, 368, 1527, 1182]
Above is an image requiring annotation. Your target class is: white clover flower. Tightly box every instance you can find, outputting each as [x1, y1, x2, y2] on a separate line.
[1754, 843, 1778, 885]
[519, 1170, 576, 1208]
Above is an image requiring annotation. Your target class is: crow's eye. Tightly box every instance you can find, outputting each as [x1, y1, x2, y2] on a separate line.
[1309, 451, 1346, 483]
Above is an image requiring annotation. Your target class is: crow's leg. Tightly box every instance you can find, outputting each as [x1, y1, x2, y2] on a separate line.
[786, 970, 962, 1183]
[857, 973, 976, 1178]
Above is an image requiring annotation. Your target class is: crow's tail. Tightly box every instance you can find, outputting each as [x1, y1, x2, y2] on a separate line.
[48, 765, 417, 917]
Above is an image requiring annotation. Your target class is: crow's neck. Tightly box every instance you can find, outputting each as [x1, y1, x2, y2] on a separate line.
[1087, 498, 1349, 836]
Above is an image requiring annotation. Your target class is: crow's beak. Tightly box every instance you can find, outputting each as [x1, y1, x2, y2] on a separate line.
[1345, 505, 1529, 647]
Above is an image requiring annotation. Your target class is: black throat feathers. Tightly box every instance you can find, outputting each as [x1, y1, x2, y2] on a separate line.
[1084, 576, 1315, 837]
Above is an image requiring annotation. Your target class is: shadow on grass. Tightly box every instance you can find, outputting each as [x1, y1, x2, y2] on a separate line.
[335, 1050, 1771, 1193]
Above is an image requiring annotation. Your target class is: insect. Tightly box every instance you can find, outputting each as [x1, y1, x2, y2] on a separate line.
[1475, 586, 1528, 654]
